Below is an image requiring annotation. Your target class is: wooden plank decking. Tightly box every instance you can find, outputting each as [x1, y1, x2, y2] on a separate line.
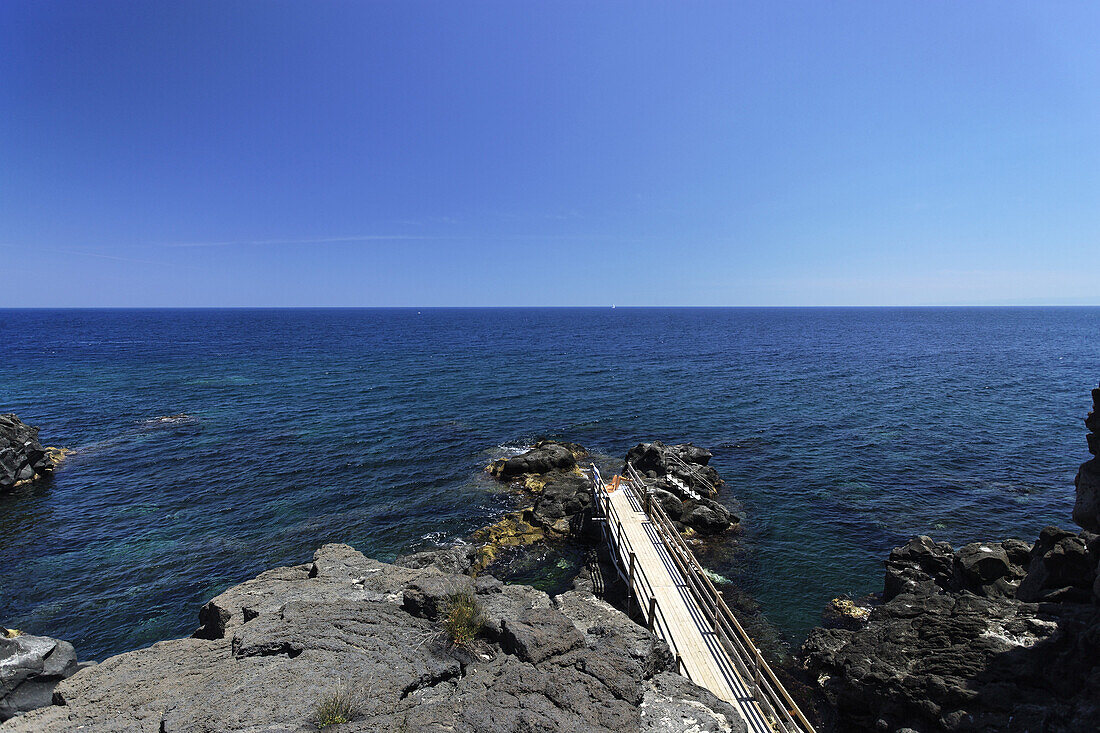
[605, 484, 775, 733]
[592, 465, 816, 733]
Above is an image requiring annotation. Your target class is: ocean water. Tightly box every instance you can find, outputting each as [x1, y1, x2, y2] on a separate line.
[1, 307, 1097, 661]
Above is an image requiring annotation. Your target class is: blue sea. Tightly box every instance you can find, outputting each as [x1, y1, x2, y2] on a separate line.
[1, 307, 1097, 662]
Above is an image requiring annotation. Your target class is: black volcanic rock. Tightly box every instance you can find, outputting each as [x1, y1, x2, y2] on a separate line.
[1016, 526, 1097, 603]
[0, 415, 60, 492]
[802, 528, 1100, 732]
[0, 632, 81, 722]
[624, 442, 723, 498]
[489, 440, 579, 479]
[624, 442, 736, 536]
[3, 544, 746, 732]
[1073, 383, 1100, 532]
[529, 471, 594, 533]
[802, 384, 1100, 731]
[485, 441, 596, 538]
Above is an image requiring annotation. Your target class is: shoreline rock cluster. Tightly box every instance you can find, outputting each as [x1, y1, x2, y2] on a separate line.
[1073, 382, 1100, 533]
[624, 442, 737, 537]
[799, 382, 1100, 733]
[3, 544, 746, 732]
[478, 439, 738, 570]
[0, 414, 65, 492]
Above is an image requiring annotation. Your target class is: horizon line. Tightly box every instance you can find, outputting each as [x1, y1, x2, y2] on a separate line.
[3, 304, 1100, 310]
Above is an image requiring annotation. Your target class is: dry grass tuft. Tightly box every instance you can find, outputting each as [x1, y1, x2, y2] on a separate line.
[442, 589, 485, 648]
[314, 684, 361, 729]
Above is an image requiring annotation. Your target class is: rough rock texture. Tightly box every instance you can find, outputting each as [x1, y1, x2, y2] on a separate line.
[0, 633, 81, 722]
[624, 442, 737, 536]
[4, 544, 745, 732]
[485, 440, 738, 547]
[1073, 382, 1100, 532]
[802, 530, 1100, 732]
[394, 543, 478, 576]
[483, 441, 597, 551]
[489, 440, 582, 479]
[0, 415, 61, 491]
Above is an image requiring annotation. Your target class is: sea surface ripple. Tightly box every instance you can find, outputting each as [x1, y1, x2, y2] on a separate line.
[1, 307, 1097, 660]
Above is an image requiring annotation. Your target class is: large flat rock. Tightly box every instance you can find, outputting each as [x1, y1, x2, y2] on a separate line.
[3, 544, 745, 733]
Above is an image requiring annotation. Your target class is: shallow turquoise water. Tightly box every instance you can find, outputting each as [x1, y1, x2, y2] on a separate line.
[0, 307, 1097, 660]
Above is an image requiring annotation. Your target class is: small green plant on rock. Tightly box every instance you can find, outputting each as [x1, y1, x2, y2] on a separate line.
[314, 684, 360, 729]
[442, 589, 485, 648]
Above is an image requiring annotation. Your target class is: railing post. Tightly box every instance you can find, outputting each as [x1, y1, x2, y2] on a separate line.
[753, 647, 761, 697]
[648, 596, 657, 631]
[627, 551, 636, 615]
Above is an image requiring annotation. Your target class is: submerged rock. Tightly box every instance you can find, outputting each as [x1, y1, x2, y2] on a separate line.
[3, 544, 746, 732]
[0, 415, 64, 492]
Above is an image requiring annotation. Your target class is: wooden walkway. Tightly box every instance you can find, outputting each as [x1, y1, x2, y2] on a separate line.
[591, 465, 815, 733]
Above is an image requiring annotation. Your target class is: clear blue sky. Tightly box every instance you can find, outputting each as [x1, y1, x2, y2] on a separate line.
[2, 2, 1098, 306]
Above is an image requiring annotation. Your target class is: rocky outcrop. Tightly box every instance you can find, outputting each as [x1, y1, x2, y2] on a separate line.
[800, 381, 1100, 733]
[395, 544, 478, 576]
[0, 631, 81, 722]
[0, 415, 64, 492]
[1073, 382, 1100, 532]
[625, 442, 737, 536]
[477, 441, 597, 572]
[489, 440, 583, 480]
[801, 530, 1100, 732]
[625, 442, 722, 497]
[488, 442, 594, 536]
[3, 544, 745, 732]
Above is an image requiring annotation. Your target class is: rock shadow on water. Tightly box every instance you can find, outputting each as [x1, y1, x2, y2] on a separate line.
[479, 541, 590, 597]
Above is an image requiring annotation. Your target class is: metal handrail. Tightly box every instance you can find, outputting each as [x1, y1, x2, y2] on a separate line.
[623, 461, 815, 733]
[665, 452, 719, 497]
[588, 464, 687, 676]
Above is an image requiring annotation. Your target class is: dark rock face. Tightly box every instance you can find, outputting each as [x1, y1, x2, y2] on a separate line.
[5, 545, 745, 732]
[0, 415, 60, 492]
[1073, 383, 1100, 532]
[490, 440, 579, 479]
[395, 544, 478, 575]
[625, 441, 722, 497]
[624, 442, 736, 535]
[883, 535, 1032, 601]
[0, 633, 80, 721]
[802, 529, 1100, 732]
[486, 441, 595, 539]
[530, 471, 594, 534]
[1016, 527, 1098, 603]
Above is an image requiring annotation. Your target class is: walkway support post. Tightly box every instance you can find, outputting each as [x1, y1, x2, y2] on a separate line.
[754, 647, 762, 697]
[648, 596, 657, 631]
[627, 551, 636, 614]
